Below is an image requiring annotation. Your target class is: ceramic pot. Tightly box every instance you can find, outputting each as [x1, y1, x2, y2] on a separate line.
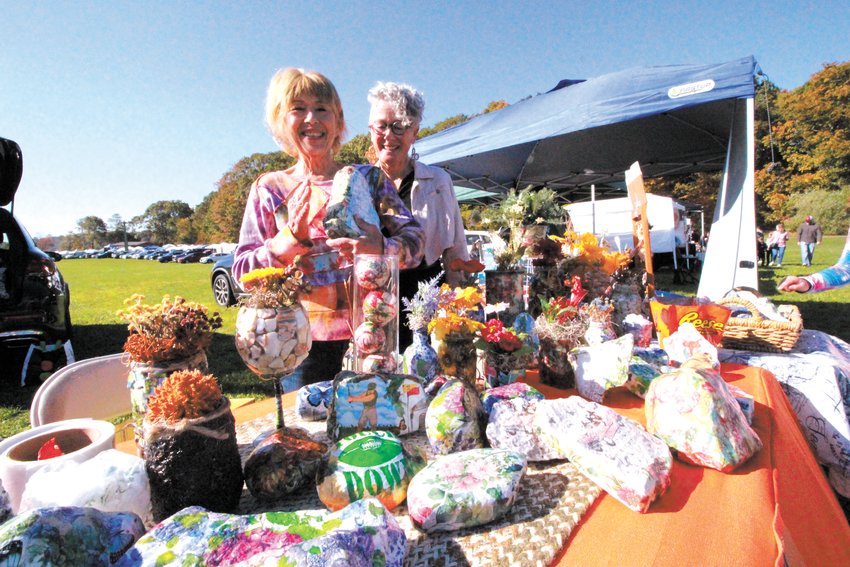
[403, 328, 439, 385]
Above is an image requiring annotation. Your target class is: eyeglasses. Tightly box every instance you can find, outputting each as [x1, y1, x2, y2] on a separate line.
[369, 121, 410, 136]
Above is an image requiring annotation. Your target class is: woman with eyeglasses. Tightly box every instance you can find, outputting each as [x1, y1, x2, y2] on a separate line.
[234, 69, 424, 391]
[367, 82, 471, 349]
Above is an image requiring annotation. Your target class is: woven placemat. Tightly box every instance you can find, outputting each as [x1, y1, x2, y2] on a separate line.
[235, 408, 601, 567]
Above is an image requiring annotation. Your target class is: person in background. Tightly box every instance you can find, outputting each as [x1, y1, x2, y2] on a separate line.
[234, 68, 424, 391]
[779, 226, 850, 293]
[767, 222, 790, 267]
[366, 81, 470, 349]
[756, 228, 769, 267]
[797, 215, 823, 266]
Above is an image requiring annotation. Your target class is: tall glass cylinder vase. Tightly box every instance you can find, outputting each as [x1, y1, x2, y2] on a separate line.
[352, 254, 400, 374]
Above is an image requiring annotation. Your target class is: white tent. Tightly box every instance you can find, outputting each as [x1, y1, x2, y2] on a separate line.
[565, 194, 687, 255]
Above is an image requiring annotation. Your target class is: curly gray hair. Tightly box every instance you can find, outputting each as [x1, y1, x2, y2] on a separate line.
[367, 82, 425, 127]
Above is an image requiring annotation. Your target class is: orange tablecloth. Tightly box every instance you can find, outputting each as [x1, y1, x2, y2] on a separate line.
[525, 363, 850, 567]
[118, 364, 850, 566]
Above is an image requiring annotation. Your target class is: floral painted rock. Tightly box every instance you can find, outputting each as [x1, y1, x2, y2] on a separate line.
[328, 372, 428, 440]
[0, 506, 144, 566]
[480, 382, 544, 415]
[0, 480, 11, 524]
[535, 397, 672, 513]
[407, 448, 527, 532]
[318, 431, 424, 512]
[486, 397, 563, 462]
[323, 165, 382, 240]
[425, 379, 487, 455]
[296, 380, 334, 421]
[570, 333, 634, 402]
[115, 499, 406, 567]
[243, 427, 328, 501]
[645, 358, 762, 471]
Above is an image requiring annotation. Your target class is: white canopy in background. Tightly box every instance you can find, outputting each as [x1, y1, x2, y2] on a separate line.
[565, 194, 687, 255]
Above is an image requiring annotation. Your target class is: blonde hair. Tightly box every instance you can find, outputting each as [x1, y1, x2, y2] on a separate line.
[265, 68, 346, 156]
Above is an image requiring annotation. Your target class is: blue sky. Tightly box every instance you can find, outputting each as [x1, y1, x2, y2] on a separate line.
[2, 1, 848, 238]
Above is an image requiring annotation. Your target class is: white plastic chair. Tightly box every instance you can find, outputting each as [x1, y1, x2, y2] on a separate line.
[30, 353, 132, 427]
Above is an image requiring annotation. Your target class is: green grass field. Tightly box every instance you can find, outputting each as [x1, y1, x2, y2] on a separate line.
[1, 235, 847, 438]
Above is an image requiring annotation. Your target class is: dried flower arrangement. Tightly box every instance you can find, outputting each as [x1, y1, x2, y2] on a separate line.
[117, 294, 222, 364]
[239, 257, 311, 309]
[492, 240, 527, 271]
[402, 272, 443, 331]
[550, 231, 632, 300]
[146, 369, 223, 423]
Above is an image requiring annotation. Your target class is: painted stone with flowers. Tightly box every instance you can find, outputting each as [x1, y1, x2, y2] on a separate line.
[425, 379, 487, 455]
[118, 294, 222, 443]
[142, 369, 244, 522]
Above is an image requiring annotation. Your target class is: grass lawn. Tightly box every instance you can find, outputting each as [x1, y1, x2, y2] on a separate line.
[1, 236, 847, 438]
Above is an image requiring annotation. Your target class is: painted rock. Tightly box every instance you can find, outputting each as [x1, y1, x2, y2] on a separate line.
[115, 499, 406, 567]
[480, 382, 544, 415]
[0, 507, 144, 565]
[407, 448, 527, 532]
[296, 380, 334, 421]
[243, 427, 328, 501]
[645, 357, 762, 471]
[570, 333, 634, 402]
[535, 397, 672, 513]
[486, 397, 563, 462]
[425, 379, 487, 455]
[318, 430, 423, 511]
[323, 165, 381, 239]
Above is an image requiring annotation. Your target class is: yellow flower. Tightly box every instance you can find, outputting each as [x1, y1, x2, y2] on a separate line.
[427, 313, 485, 341]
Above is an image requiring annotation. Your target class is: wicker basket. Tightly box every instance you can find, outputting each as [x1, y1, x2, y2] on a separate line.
[716, 297, 803, 353]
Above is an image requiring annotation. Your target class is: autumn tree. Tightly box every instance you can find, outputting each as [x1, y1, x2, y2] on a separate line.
[76, 215, 107, 248]
[139, 200, 193, 244]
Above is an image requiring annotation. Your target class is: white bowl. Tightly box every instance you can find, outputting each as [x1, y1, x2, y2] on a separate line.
[0, 418, 115, 513]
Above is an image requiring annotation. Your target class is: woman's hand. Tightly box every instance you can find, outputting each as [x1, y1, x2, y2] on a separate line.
[778, 276, 812, 293]
[326, 216, 384, 261]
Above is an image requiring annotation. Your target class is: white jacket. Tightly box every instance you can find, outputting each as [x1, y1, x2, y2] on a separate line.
[410, 160, 469, 284]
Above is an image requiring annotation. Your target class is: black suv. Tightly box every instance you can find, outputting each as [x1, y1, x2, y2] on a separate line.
[1, 137, 72, 346]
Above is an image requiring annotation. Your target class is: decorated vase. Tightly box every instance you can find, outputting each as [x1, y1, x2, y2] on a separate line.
[538, 336, 576, 389]
[127, 349, 208, 452]
[234, 303, 312, 378]
[435, 332, 478, 385]
[484, 270, 525, 323]
[403, 328, 439, 386]
[484, 353, 527, 389]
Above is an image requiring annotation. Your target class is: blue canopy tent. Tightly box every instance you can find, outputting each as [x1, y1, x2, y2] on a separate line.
[416, 56, 761, 298]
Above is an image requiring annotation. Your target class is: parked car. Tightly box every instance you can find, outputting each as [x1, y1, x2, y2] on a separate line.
[210, 253, 244, 307]
[176, 248, 212, 264]
[1, 137, 72, 345]
[199, 252, 230, 264]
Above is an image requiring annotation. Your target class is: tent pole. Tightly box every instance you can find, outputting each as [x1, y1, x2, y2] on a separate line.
[591, 184, 596, 235]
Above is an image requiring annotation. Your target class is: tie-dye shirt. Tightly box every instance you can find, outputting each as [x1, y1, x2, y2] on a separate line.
[804, 226, 850, 292]
[234, 164, 424, 341]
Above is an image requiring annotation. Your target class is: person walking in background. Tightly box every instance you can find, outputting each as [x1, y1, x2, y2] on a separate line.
[797, 215, 823, 266]
[756, 228, 769, 267]
[779, 226, 850, 293]
[767, 222, 790, 267]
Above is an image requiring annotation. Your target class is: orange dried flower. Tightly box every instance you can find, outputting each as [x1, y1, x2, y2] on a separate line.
[146, 369, 223, 423]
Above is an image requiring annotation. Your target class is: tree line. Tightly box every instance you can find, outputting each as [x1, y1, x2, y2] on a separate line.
[43, 60, 850, 251]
